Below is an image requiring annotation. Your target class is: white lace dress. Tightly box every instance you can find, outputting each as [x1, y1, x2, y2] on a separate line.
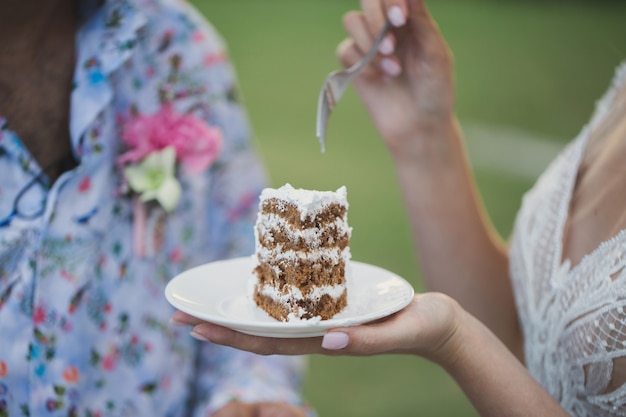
[509, 62, 626, 416]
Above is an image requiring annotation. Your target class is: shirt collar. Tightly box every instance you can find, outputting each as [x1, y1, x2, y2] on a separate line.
[70, 0, 146, 150]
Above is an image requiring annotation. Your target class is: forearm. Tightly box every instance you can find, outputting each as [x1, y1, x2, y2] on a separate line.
[441, 312, 569, 417]
[389, 118, 520, 354]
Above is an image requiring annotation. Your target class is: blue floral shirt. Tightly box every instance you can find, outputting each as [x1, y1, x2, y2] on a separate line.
[0, 0, 307, 415]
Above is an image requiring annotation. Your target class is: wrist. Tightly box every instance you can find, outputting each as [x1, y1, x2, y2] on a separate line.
[436, 307, 491, 374]
[386, 114, 462, 168]
[404, 293, 469, 365]
[423, 295, 469, 367]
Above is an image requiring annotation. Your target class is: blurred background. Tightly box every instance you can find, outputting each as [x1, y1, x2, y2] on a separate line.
[191, 0, 625, 415]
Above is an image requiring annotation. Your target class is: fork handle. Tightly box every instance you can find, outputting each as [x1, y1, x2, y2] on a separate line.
[346, 19, 392, 76]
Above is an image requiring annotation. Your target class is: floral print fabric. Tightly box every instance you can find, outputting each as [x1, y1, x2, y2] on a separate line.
[0, 0, 307, 416]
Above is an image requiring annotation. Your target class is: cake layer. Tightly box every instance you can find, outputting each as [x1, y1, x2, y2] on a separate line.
[256, 249, 347, 266]
[260, 199, 347, 229]
[254, 255, 347, 288]
[256, 213, 350, 251]
[253, 284, 347, 321]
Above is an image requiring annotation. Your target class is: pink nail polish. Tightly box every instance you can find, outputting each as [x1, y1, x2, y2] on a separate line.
[387, 6, 406, 27]
[380, 58, 401, 77]
[322, 332, 349, 350]
[378, 37, 394, 55]
[190, 330, 209, 342]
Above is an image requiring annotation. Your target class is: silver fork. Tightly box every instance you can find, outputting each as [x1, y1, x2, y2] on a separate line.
[315, 20, 392, 153]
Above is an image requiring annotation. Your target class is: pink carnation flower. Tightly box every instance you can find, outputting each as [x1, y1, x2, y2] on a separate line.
[118, 104, 223, 175]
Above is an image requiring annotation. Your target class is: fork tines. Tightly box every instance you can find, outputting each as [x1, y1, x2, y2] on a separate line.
[324, 84, 336, 111]
[316, 86, 331, 153]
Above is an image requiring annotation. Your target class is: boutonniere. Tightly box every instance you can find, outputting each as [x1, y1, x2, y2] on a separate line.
[118, 103, 223, 210]
[118, 103, 223, 256]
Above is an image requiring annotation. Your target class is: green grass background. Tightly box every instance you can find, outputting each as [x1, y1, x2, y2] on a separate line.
[190, 1, 626, 415]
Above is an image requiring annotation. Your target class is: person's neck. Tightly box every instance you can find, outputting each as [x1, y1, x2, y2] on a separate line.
[0, 0, 78, 63]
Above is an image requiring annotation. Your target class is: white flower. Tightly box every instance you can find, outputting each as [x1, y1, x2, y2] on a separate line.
[123, 146, 182, 212]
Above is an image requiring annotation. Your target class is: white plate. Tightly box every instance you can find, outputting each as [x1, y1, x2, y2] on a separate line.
[165, 256, 415, 338]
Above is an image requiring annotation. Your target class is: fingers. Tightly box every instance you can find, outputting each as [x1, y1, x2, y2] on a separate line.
[359, 0, 388, 42]
[342, 11, 372, 55]
[321, 314, 407, 355]
[211, 401, 307, 417]
[211, 401, 253, 417]
[384, 0, 445, 51]
[256, 402, 308, 417]
[339, 0, 443, 61]
[170, 310, 204, 326]
[172, 308, 409, 356]
[188, 321, 328, 356]
[321, 295, 452, 356]
[171, 310, 333, 355]
[336, 38, 380, 79]
[384, 0, 408, 27]
[340, 9, 402, 78]
[404, 0, 447, 51]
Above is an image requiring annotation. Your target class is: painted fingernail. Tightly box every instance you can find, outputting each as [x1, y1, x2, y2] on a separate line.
[380, 58, 401, 77]
[169, 316, 186, 326]
[322, 332, 349, 350]
[378, 36, 394, 55]
[387, 6, 406, 27]
[170, 317, 184, 326]
[190, 330, 209, 342]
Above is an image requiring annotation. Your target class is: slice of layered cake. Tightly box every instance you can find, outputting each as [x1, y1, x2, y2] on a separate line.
[252, 184, 351, 321]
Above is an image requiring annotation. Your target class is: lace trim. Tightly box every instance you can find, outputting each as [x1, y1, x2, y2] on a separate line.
[588, 382, 626, 416]
[509, 61, 626, 417]
[588, 62, 626, 132]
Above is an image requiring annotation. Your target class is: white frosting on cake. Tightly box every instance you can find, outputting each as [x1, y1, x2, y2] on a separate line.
[286, 313, 322, 324]
[256, 213, 349, 248]
[255, 246, 350, 267]
[258, 282, 347, 302]
[259, 183, 348, 221]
